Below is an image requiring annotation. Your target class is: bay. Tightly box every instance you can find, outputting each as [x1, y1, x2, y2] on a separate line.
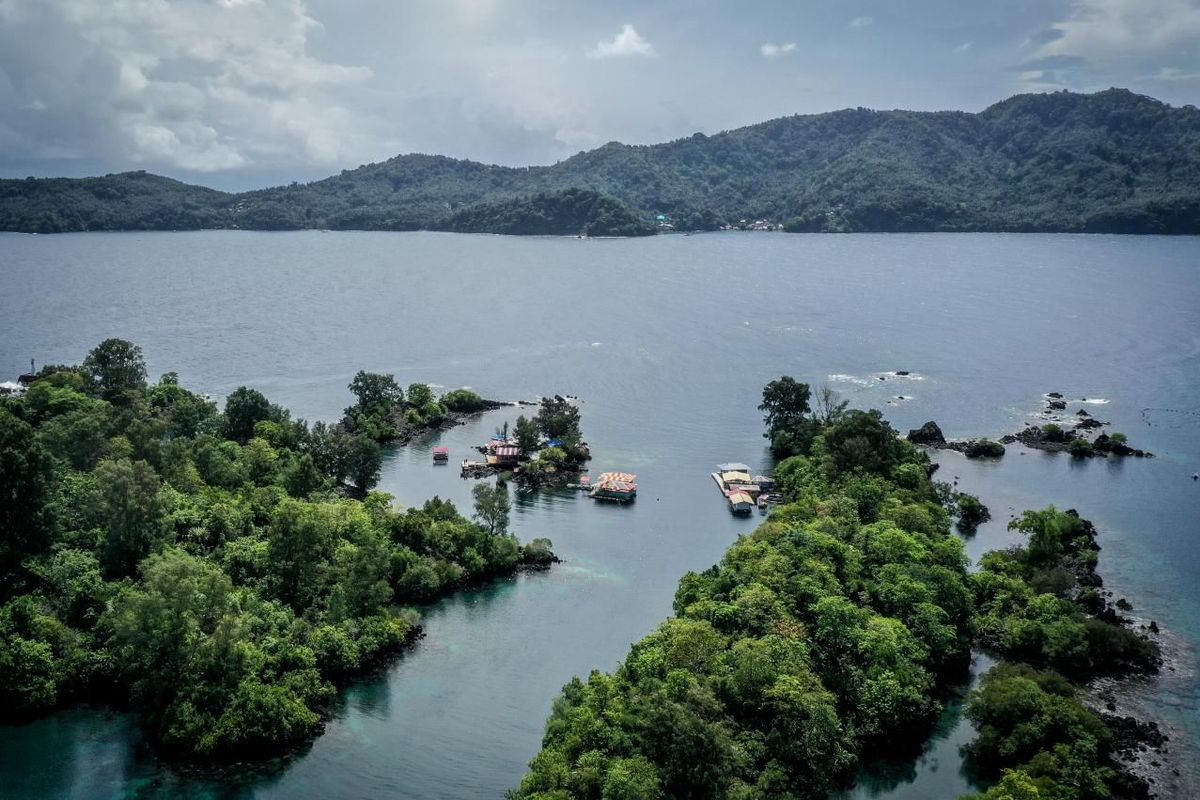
[1, 230, 1196, 799]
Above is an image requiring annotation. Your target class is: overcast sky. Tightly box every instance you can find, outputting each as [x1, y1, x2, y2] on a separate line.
[1, 0, 1197, 189]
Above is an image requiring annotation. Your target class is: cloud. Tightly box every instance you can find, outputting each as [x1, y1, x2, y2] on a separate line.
[1011, 54, 1091, 90]
[0, 0, 376, 173]
[760, 42, 798, 58]
[1016, 55, 1090, 71]
[1036, 0, 1200, 62]
[848, 16, 874, 29]
[953, 42, 973, 54]
[588, 24, 655, 59]
[1146, 66, 1200, 81]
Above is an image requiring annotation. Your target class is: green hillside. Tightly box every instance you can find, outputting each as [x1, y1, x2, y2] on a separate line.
[3, 89, 1198, 235]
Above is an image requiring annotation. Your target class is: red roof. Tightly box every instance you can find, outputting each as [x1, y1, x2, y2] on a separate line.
[433, 447, 449, 454]
[494, 446, 520, 457]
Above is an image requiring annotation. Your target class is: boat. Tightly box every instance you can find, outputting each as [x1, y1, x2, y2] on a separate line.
[757, 494, 769, 513]
[432, 446, 450, 462]
[589, 471, 638, 503]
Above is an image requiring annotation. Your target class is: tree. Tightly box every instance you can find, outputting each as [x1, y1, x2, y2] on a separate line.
[0, 409, 56, 580]
[535, 396, 581, 441]
[107, 548, 234, 707]
[821, 409, 905, 476]
[760, 377, 819, 458]
[514, 414, 540, 453]
[307, 421, 350, 483]
[349, 371, 403, 411]
[97, 458, 167, 578]
[956, 493, 991, 534]
[407, 383, 434, 409]
[760, 376, 811, 433]
[1009, 506, 1083, 567]
[266, 500, 336, 610]
[813, 383, 849, 426]
[441, 389, 485, 413]
[224, 386, 271, 444]
[82, 338, 147, 399]
[601, 756, 661, 800]
[345, 434, 382, 493]
[472, 482, 512, 536]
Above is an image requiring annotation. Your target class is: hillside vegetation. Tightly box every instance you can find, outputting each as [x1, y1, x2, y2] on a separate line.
[0, 340, 553, 761]
[509, 378, 1161, 800]
[2, 89, 1198, 235]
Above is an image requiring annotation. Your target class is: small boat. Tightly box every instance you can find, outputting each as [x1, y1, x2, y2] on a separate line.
[757, 494, 769, 513]
[433, 446, 450, 462]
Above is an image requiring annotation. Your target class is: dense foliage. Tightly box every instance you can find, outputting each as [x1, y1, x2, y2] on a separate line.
[0, 341, 553, 761]
[510, 379, 1159, 800]
[4, 89, 1198, 235]
[443, 188, 655, 237]
[956, 505, 1160, 800]
[341, 370, 454, 443]
[512, 397, 976, 799]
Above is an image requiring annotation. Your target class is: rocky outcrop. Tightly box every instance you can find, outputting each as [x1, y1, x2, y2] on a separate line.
[962, 439, 1006, 458]
[906, 421, 946, 446]
[1001, 426, 1152, 458]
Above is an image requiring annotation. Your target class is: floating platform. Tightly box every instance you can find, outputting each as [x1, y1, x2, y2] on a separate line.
[590, 471, 637, 503]
[461, 459, 493, 478]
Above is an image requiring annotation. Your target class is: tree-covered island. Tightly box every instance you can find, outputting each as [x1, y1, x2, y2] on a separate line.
[510, 377, 1163, 800]
[0, 339, 554, 761]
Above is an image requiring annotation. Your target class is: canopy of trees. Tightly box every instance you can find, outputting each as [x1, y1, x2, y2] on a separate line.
[4, 89, 1198, 235]
[0, 340, 553, 761]
[510, 379, 1160, 800]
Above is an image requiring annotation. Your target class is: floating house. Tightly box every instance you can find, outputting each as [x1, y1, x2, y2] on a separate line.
[713, 463, 758, 497]
[432, 446, 450, 462]
[590, 471, 638, 503]
[727, 491, 754, 515]
[486, 445, 521, 468]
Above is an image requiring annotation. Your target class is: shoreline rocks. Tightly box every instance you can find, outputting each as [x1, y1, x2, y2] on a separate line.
[908, 390, 1155, 460]
[1000, 425, 1152, 458]
[906, 421, 946, 446]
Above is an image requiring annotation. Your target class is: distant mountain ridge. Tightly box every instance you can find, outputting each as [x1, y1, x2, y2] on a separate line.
[2, 88, 1198, 235]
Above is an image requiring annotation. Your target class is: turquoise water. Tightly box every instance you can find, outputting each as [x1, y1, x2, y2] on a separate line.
[0, 231, 1196, 799]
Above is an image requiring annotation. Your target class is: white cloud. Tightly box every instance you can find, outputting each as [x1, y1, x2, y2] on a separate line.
[588, 24, 655, 59]
[848, 16, 874, 29]
[760, 42, 798, 58]
[954, 42, 973, 53]
[1037, 0, 1200, 62]
[0, 0, 375, 173]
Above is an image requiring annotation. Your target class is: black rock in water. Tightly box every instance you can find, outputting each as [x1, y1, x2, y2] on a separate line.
[907, 421, 946, 446]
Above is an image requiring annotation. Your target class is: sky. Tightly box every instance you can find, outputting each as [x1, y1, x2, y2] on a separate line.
[0, 0, 1198, 190]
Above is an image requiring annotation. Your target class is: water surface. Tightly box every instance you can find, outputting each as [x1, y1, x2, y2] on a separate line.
[1, 231, 1196, 799]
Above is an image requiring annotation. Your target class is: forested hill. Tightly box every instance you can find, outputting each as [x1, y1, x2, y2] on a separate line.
[3, 88, 1199, 235]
